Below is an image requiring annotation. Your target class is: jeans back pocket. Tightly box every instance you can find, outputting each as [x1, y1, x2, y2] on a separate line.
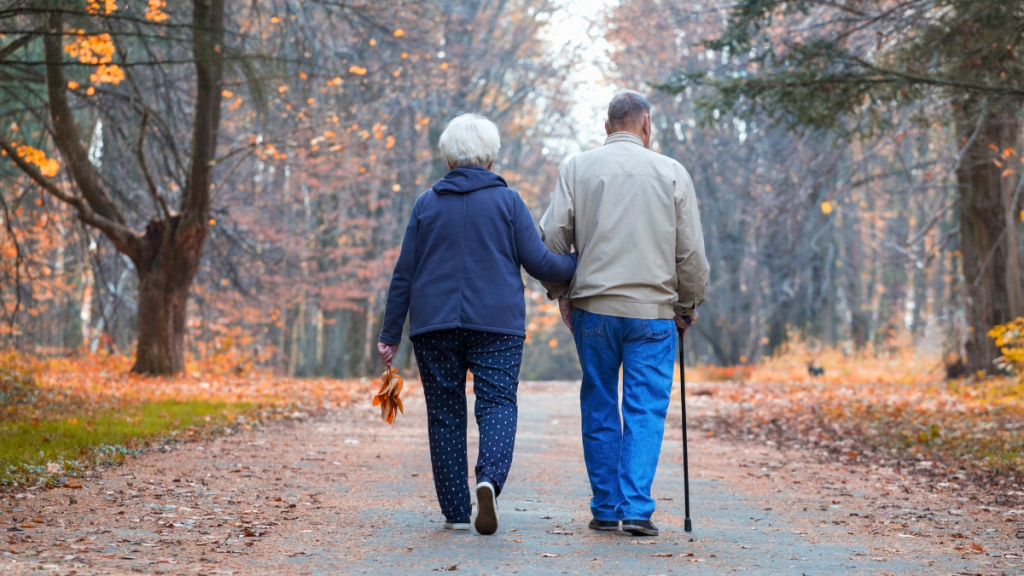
[641, 319, 673, 340]
[581, 311, 604, 337]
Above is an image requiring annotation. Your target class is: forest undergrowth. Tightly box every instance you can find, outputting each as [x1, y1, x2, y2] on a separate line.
[0, 349, 376, 488]
[686, 343, 1024, 503]
[5, 335, 1022, 498]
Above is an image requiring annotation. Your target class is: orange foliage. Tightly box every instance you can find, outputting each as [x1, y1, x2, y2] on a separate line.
[690, 365, 755, 382]
[86, 0, 117, 15]
[145, 0, 169, 22]
[15, 145, 59, 177]
[65, 32, 123, 85]
[64, 33, 116, 65]
[5, 348, 404, 421]
[89, 63, 125, 85]
[746, 341, 942, 386]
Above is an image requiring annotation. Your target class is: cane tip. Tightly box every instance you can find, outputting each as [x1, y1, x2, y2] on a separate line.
[684, 518, 692, 532]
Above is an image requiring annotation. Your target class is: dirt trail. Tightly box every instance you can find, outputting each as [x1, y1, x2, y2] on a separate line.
[2, 381, 1021, 575]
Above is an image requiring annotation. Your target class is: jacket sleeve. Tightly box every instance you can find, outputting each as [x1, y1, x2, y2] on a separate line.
[513, 195, 577, 284]
[674, 164, 710, 316]
[537, 159, 576, 299]
[379, 198, 422, 345]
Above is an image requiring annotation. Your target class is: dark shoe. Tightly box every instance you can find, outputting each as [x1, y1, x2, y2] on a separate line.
[622, 519, 659, 536]
[474, 482, 498, 535]
[588, 518, 620, 531]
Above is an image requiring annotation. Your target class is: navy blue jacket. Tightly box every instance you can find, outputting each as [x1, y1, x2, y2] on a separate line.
[379, 166, 577, 345]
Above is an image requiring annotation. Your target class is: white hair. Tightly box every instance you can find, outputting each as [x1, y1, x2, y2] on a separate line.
[438, 113, 501, 168]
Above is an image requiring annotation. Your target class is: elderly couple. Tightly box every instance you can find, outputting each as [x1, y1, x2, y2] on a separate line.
[377, 91, 710, 537]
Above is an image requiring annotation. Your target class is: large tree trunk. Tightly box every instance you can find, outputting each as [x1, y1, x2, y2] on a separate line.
[134, 271, 188, 374]
[29, 1, 225, 375]
[956, 105, 1024, 373]
[131, 218, 206, 374]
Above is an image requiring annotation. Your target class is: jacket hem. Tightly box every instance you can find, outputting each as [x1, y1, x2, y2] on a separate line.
[409, 323, 527, 339]
[573, 296, 676, 320]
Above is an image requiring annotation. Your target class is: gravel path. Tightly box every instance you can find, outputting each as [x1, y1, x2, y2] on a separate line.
[2, 381, 1020, 575]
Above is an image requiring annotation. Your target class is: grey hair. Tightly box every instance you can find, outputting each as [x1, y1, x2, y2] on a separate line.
[438, 113, 501, 168]
[607, 90, 652, 132]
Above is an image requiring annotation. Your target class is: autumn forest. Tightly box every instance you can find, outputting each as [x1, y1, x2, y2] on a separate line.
[1, 0, 1023, 571]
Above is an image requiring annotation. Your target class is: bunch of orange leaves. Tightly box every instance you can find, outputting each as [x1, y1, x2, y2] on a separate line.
[372, 367, 404, 424]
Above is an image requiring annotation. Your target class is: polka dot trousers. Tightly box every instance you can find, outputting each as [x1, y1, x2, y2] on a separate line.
[411, 328, 524, 524]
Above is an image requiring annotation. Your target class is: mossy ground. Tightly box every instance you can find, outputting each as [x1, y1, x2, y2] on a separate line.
[0, 399, 250, 486]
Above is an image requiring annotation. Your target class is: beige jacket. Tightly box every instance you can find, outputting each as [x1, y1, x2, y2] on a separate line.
[539, 132, 709, 319]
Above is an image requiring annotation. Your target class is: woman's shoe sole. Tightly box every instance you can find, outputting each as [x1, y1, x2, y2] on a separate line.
[475, 483, 498, 535]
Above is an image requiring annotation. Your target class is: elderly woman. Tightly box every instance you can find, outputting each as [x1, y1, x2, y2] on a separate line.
[377, 114, 576, 535]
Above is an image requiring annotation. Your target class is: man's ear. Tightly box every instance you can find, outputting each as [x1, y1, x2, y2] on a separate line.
[447, 160, 454, 170]
[605, 120, 612, 136]
[486, 161, 494, 170]
[643, 114, 652, 135]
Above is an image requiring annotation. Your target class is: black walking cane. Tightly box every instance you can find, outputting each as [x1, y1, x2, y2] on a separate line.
[678, 317, 693, 532]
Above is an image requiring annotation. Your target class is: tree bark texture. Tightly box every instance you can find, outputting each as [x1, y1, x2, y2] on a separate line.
[956, 105, 1024, 373]
[131, 217, 204, 373]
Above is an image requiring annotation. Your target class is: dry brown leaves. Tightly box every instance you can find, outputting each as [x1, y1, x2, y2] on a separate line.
[2, 349, 403, 422]
[372, 367, 404, 424]
[686, 366, 1024, 488]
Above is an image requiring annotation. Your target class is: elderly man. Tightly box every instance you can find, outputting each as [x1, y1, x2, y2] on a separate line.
[539, 91, 710, 536]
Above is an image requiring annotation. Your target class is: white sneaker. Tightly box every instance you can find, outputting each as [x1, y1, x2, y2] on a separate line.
[474, 481, 499, 535]
[444, 522, 471, 530]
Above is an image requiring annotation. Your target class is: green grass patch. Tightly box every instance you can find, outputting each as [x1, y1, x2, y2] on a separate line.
[0, 399, 251, 487]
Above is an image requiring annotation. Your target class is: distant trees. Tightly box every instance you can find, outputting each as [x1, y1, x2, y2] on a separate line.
[661, 0, 1024, 372]
[606, 0, 965, 365]
[237, 0, 577, 378]
[10, 0, 1001, 374]
[0, 0, 577, 376]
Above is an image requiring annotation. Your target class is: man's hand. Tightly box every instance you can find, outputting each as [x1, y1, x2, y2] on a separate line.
[377, 342, 395, 367]
[674, 311, 698, 337]
[559, 298, 574, 334]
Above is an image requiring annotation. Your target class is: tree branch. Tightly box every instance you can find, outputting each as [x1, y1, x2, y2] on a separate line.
[136, 111, 171, 219]
[210, 148, 254, 204]
[0, 190, 24, 342]
[43, 11, 129, 226]
[849, 57, 1024, 97]
[0, 136, 141, 261]
[0, 31, 37, 62]
[181, 0, 226, 224]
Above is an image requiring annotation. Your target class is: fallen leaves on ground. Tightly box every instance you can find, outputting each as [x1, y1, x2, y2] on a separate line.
[0, 350, 410, 487]
[684, 346, 1024, 498]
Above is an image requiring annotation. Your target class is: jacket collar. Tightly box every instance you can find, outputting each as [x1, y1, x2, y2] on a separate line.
[604, 132, 645, 147]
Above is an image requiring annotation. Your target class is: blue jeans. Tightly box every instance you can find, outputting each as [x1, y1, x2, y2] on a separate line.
[571, 308, 676, 521]
[411, 328, 524, 524]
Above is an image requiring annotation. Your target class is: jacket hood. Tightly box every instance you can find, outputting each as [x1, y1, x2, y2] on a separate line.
[432, 165, 508, 195]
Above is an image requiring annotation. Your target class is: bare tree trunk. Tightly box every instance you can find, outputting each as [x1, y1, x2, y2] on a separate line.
[135, 273, 187, 373]
[132, 217, 205, 373]
[956, 105, 1024, 373]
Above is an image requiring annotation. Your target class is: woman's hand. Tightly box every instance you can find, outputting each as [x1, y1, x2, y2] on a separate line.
[559, 299, 574, 333]
[377, 342, 395, 367]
